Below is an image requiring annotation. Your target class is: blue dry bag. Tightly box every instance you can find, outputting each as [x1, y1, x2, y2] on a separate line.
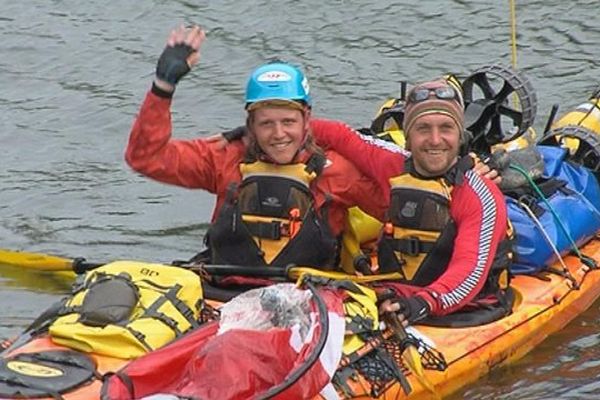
[506, 145, 600, 275]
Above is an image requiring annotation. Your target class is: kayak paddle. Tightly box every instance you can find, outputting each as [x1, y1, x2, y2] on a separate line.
[0, 249, 406, 285]
[0, 248, 101, 273]
[385, 312, 441, 399]
[197, 264, 404, 283]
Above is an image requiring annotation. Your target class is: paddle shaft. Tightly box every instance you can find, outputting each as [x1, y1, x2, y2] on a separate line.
[0, 248, 299, 279]
[71, 260, 297, 278]
[200, 264, 293, 278]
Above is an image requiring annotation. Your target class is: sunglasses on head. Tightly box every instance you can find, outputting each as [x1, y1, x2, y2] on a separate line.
[407, 86, 461, 105]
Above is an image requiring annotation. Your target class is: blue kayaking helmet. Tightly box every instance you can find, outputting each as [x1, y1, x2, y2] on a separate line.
[245, 62, 311, 110]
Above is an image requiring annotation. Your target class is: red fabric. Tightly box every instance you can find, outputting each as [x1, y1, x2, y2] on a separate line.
[311, 126, 509, 316]
[176, 329, 300, 399]
[125, 91, 387, 235]
[311, 120, 410, 202]
[103, 289, 346, 400]
[103, 322, 220, 399]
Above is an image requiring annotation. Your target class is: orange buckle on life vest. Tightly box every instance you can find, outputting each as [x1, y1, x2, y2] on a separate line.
[288, 208, 302, 238]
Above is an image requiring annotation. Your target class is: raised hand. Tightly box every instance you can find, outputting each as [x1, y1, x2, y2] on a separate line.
[155, 25, 206, 91]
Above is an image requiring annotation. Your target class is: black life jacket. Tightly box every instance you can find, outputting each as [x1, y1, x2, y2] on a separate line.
[207, 155, 338, 269]
[377, 157, 513, 303]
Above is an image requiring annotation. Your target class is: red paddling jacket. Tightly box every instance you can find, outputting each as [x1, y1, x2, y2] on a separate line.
[125, 90, 386, 268]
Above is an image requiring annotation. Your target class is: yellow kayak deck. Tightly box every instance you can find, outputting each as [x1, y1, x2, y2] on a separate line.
[345, 236, 600, 400]
[3, 238, 600, 400]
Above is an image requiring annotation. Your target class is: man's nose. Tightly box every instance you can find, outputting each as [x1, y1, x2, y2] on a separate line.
[429, 128, 443, 144]
[273, 123, 286, 137]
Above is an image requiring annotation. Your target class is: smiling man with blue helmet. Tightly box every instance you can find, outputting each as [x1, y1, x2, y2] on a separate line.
[240, 61, 316, 166]
[125, 25, 387, 273]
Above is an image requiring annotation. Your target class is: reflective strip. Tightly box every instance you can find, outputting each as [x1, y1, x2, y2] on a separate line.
[354, 130, 411, 156]
[440, 171, 497, 310]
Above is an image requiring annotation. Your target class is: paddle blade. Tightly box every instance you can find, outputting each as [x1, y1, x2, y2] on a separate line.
[384, 313, 441, 399]
[402, 346, 440, 399]
[0, 249, 74, 271]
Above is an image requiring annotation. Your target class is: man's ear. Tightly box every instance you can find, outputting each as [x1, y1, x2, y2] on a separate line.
[303, 107, 312, 120]
[302, 107, 312, 132]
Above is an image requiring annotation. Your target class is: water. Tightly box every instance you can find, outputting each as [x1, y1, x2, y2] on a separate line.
[1, 0, 600, 397]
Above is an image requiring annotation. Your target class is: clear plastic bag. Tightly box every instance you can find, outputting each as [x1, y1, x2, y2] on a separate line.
[218, 283, 312, 339]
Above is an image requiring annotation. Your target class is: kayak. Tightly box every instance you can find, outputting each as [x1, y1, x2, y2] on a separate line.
[1, 238, 600, 399]
[3, 64, 600, 399]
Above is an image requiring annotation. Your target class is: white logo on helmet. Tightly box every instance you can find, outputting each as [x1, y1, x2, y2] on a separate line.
[257, 71, 292, 82]
[301, 77, 310, 95]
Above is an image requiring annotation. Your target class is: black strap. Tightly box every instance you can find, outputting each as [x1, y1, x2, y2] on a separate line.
[123, 326, 153, 352]
[319, 194, 332, 229]
[163, 286, 200, 329]
[110, 371, 136, 400]
[245, 220, 289, 240]
[375, 346, 412, 395]
[116, 285, 183, 349]
[388, 237, 436, 256]
[141, 284, 200, 335]
[142, 294, 182, 336]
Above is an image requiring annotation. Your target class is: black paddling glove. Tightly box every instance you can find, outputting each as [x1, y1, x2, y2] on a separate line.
[394, 296, 431, 324]
[156, 44, 194, 85]
[377, 290, 431, 324]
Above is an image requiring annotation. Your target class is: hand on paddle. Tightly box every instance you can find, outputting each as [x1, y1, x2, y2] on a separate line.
[378, 291, 431, 327]
[155, 25, 206, 93]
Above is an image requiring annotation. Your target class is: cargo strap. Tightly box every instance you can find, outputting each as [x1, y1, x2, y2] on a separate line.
[141, 283, 200, 333]
[118, 283, 199, 352]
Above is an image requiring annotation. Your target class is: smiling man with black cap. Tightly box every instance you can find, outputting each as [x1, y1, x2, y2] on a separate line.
[401, 79, 466, 177]
[310, 78, 514, 326]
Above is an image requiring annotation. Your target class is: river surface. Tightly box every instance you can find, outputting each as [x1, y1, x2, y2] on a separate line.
[2, 1, 600, 398]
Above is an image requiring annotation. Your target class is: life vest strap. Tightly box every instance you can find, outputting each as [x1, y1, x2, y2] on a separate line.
[388, 237, 436, 256]
[245, 220, 291, 240]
